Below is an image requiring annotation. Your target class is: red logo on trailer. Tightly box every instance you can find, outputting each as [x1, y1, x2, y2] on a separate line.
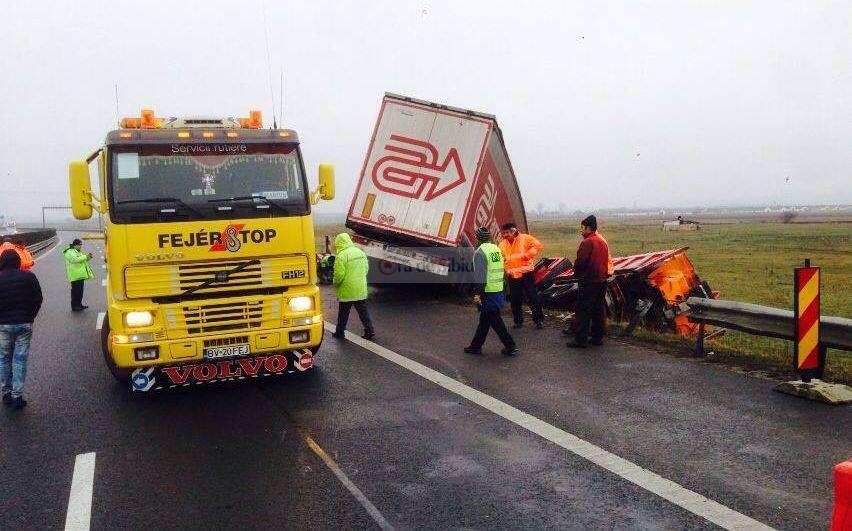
[371, 135, 467, 201]
[464, 152, 514, 243]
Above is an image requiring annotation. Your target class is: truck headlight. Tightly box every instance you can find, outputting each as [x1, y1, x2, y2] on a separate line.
[288, 296, 313, 312]
[134, 347, 159, 361]
[289, 330, 310, 344]
[125, 311, 154, 328]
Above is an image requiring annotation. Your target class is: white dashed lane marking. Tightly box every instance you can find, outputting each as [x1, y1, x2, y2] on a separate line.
[95, 312, 105, 330]
[64, 452, 96, 531]
[326, 322, 775, 531]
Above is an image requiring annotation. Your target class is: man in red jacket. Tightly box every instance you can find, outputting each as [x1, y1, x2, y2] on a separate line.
[567, 215, 612, 348]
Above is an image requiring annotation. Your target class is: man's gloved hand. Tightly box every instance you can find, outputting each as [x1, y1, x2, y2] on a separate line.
[473, 294, 482, 306]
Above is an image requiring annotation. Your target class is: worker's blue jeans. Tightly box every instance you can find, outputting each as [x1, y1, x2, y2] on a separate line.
[0, 323, 33, 399]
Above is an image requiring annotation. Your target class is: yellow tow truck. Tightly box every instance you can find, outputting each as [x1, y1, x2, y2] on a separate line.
[69, 109, 334, 391]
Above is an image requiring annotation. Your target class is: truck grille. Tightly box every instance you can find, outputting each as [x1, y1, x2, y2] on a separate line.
[184, 301, 262, 335]
[178, 260, 263, 292]
[164, 298, 282, 336]
[125, 256, 309, 298]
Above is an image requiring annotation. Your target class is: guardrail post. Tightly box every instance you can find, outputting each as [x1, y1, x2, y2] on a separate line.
[695, 322, 705, 357]
[794, 259, 824, 382]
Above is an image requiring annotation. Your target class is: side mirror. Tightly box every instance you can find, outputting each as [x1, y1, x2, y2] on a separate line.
[318, 163, 335, 201]
[69, 160, 93, 220]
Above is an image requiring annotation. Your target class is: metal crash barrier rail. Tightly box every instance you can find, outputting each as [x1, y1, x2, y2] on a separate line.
[686, 294, 852, 403]
[686, 297, 852, 353]
[26, 234, 59, 255]
[3, 229, 59, 257]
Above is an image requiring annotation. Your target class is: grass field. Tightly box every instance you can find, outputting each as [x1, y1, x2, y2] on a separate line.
[317, 219, 852, 384]
[531, 219, 851, 384]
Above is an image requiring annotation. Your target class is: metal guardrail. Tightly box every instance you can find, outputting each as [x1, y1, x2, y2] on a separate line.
[27, 236, 59, 256]
[686, 297, 852, 352]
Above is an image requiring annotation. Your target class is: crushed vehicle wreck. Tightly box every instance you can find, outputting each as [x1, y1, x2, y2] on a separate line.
[534, 247, 718, 336]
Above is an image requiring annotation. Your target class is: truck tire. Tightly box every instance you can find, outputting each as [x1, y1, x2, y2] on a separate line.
[100, 315, 131, 382]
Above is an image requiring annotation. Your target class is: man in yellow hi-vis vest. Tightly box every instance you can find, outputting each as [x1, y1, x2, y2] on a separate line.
[464, 227, 518, 356]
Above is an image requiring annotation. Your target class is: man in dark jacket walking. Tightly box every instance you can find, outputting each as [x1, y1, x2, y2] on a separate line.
[0, 250, 43, 408]
[567, 215, 612, 348]
[464, 227, 518, 356]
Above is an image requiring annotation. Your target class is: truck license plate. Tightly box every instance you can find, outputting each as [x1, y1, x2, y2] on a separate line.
[203, 345, 250, 360]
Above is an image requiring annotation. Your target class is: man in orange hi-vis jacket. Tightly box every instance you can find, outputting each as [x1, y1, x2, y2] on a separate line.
[0, 237, 34, 271]
[498, 222, 545, 329]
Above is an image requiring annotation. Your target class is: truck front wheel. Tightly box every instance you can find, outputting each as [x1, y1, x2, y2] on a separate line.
[100, 315, 131, 382]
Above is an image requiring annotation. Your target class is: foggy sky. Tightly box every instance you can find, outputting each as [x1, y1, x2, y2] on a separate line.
[1, 0, 850, 221]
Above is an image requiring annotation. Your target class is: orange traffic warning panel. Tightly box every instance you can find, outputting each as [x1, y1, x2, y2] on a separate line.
[794, 260, 825, 381]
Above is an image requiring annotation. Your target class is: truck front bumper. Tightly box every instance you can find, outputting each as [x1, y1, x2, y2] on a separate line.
[113, 318, 322, 375]
[129, 347, 316, 392]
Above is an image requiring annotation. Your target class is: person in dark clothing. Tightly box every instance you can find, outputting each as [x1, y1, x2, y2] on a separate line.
[464, 227, 518, 356]
[0, 250, 43, 408]
[567, 215, 612, 348]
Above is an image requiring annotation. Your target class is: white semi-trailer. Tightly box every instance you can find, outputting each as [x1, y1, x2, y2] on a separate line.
[346, 93, 527, 279]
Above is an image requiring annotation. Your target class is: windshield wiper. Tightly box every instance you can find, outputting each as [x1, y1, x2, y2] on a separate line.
[207, 195, 288, 213]
[117, 197, 205, 218]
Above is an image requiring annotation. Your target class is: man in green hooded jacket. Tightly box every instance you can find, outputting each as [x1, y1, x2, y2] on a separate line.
[331, 233, 374, 340]
[64, 238, 94, 312]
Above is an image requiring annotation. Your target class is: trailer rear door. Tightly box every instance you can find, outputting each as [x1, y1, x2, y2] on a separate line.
[348, 97, 492, 245]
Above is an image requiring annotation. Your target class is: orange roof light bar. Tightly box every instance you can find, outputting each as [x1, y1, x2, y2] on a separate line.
[121, 108, 164, 129]
[120, 108, 262, 130]
[238, 110, 262, 129]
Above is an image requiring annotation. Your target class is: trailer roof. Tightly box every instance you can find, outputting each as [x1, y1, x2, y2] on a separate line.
[384, 93, 497, 122]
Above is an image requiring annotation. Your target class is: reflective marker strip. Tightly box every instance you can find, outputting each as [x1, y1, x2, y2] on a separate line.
[64, 452, 96, 531]
[327, 322, 775, 531]
[362, 193, 376, 219]
[438, 212, 453, 239]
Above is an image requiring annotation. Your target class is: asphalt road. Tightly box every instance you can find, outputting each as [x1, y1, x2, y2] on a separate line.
[0, 232, 848, 530]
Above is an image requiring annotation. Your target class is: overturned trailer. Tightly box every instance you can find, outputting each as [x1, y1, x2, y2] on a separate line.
[346, 93, 527, 283]
[535, 247, 718, 336]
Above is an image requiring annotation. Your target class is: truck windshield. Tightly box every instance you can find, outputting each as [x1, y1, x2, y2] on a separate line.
[109, 142, 308, 223]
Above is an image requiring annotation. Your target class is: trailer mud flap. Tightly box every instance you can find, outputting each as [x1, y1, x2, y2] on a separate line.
[130, 350, 312, 392]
